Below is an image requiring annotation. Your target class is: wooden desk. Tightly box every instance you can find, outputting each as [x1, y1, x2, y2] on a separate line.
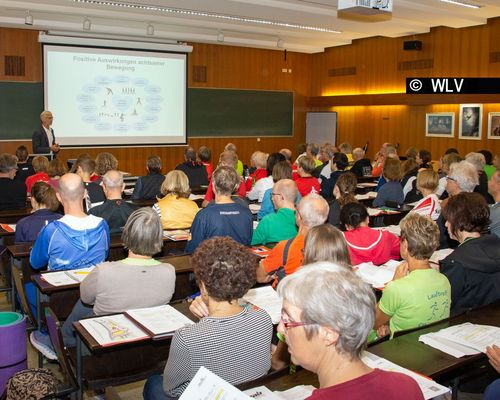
[72, 301, 195, 399]
[0, 207, 31, 224]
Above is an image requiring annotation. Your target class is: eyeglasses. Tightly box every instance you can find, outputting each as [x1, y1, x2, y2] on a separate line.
[446, 176, 457, 182]
[279, 315, 316, 330]
[271, 192, 281, 196]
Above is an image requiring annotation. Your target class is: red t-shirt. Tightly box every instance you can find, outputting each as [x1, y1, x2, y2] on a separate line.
[245, 168, 267, 192]
[294, 176, 320, 197]
[343, 226, 400, 266]
[306, 369, 423, 400]
[25, 172, 50, 193]
[204, 178, 246, 202]
[202, 162, 213, 180]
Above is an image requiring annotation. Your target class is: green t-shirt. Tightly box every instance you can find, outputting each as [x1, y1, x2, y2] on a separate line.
[379, 269, 451, 335]
[236, 160, 244, 176]
[251, 208, 297, 245]
[484, 165, 496, 181]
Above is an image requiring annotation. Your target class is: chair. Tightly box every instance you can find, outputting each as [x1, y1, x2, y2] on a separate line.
[11, 264, 36, 329]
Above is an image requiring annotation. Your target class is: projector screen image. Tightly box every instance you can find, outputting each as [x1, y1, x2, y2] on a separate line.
[43, 44, 187, 147]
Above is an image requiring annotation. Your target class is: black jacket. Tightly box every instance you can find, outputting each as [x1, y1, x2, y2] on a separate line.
[175, 161, 208, 188]
[350, 158, 372, 177]
[440, 235, 500, 316]
[132, 173, 165, 200]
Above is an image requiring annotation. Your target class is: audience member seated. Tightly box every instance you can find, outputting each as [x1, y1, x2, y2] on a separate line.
[175, 146, 209, 188]
[0, 153, 26, 211]
[442, 160, 478, 209]
[319, 152, 348, 200]
[197, 146, 213, 180]
[315, 144, 334, 180]
[94, 152, 118, 182]
[75, 157, 106, 210]
[15, 182, 62, 243]
[143, 237, 272, 399]
[373, 158, 404, 207]
[186, 166, 252, 253]
[258, 161, 297, 220]
[294, 156, 320, 197]
[466, 152, 494, 204]
[350, 147, 372, 177]
[279, 148, 293, 164]
[25, 156, 50, 193]
[252, 179, 298, 245]
[61, 207, 176, 348]
[480, 149, 496, 180]
[29, 173, 110, 360]
[306, 143, 322, 168]
[341, 202, 400, 265]
[436, 152, 462, 198]
[152, 170, 199, 230]
[202, 150, 246, 208]
[374, 213, 450, 338]
[88, 170, 137, 234]
[489, 170, 500, 238]
[404, 147, 418, 161]
[410, 169, 441, 221]
[47, 158, 68, 190]
[303, 224, 351, 267]
[247, 152, 285, 202]
[14, 145, 34, 182]
[372, 143, 397, 177]
[276, 263, 423, 400]
[256, 193, 328, 286]
[245, 151, 268, 192]
[338, 142, 354, 163]
[225, 142, 244, 176]
[402, 149, 432, 203]
[484, 345, 500, 400]
[131, 155, 165, 200]
[440, 192, 500, 316]
[327, 172, 357, 227]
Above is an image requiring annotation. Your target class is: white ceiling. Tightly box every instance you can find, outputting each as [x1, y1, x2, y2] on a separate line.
[0, 0, 500, 53]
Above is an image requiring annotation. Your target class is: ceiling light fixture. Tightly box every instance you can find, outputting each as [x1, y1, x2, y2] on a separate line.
[25, 10, 33, 26]
[439, 0, 482, 9]
[277, 38, 284, 48]
[71, 0, 342, 33]
[217, 31, 224, 42]
[146, 23, 154, 35]
[83, 17, 91, 30]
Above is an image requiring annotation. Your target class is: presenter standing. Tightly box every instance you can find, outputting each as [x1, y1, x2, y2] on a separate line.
[32, 111, 60, 157]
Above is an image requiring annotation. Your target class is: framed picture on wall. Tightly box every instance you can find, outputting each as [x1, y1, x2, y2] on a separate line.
[459, 104, 482, 140]
[425, 113, 454, 137]
[488, 112, 500, 139]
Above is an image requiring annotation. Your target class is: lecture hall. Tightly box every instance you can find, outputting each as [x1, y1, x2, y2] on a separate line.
[0, 0, 500, 399]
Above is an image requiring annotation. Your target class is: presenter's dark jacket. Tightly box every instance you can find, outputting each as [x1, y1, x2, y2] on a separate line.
[32, 125, 55, 154]
[440, 234, 500, 316]
[0, 178, 27, 211]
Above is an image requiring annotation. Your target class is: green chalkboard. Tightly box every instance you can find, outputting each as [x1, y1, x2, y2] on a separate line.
[0, 83, 293, 140]
[187, 88, 293, 137]
[0, 82, 43, 140]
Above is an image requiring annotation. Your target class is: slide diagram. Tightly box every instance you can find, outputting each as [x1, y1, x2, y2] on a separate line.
[77, 75, 163, 133]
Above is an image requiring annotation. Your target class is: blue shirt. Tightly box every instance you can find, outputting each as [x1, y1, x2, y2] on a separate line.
[186, 202, 253, 253]
[15, 209, 62, 243]
[373, 181, 404, 207]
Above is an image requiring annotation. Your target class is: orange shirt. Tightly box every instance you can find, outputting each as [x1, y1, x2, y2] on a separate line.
[262, 234, 305, 286]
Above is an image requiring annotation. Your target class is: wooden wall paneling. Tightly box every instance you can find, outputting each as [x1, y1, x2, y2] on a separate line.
[0, 28, 41, 81]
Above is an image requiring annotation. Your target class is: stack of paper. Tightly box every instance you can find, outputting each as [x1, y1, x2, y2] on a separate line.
[361, 352, 449, 399]
[242, 286, 282, 324]
[353, 260, 400, 288]
[419, 323, 500, 357]
[123, 188, 134, 196]
[373, 225, 401, 236]
[357, 182, 378, 188]
[79, 314, 149, 346]
[41, 266, 95, 286]
[244, 385, 315, 399]
[355, 191, 378, 201]
[189, 194, 205, 201]
[163, 229, 190, 241]
[367, 207, 383, 216]
[249, 204, 262, 214]
[0, 223, 15, 232]
[429, 248, 454, 264]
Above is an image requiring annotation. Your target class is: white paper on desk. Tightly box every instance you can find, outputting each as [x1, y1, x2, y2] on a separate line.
[244, 386, 281, 399]
[79, 314, 149, 346]
[357, 182, 378, 188]
[367, 207, 382, 216]
[373, 225, 401, 236]
[361, 351, 449, 399]
[253, 221, 259, 230]
[430, 323, 500, 353]
[274, 385, 316, 400]
[355, 194, 370, 200]
[126, 305, 194, 336]
[353, 261, 399, 288]
[179, 366, 251, 400]
[65, 266, 95, 283]
[429, 248, 454, 265]
[123, 188, 133, 195]
[41, 271, 78, 286]
[249, 204, 262, 214]
[189, 194, 205, 201]
[242, 286, 282, 324]
[419, 333, 480, 358]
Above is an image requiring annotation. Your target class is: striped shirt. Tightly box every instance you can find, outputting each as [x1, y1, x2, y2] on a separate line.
[411, 194, 441, 221]
[163, 307, 272, 397]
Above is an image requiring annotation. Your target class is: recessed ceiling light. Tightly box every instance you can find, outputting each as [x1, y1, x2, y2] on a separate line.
[71, 0, 342, 33]
[146, 23, 154, 35]
[83, 17, 91, 30]
[440, 0, 482, 9]
[25, 10, 33, 25]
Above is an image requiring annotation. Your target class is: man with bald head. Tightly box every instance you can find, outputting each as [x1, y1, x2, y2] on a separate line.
[30, 173, 109, 272]
[32, 110, 60, 156]
[252, 179, 298, 245]
[89, 170, 137, 234]
[256, 193, 329, 286]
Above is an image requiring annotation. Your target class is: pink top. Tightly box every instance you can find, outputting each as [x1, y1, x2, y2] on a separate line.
[343, 226, 400, 266]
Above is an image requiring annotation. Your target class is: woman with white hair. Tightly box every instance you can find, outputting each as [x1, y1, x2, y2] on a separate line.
[276, 263, 423, 399]
[466, 152, 494, 203]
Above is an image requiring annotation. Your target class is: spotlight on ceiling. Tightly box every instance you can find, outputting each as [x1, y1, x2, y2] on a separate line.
[147, 23, 154, 36]
[25, 10, 33, 26]
[277, 38, 284, 49]
[217, 31, 224, 43]
[82, 17, 91, 31]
